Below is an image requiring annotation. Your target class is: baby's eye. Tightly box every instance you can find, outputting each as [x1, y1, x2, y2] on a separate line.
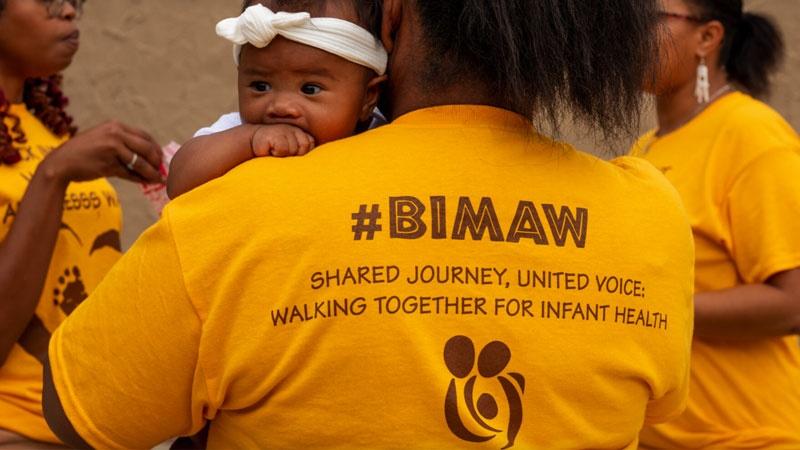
[301, 84, 322, 95]
[250, 81, 271, 93]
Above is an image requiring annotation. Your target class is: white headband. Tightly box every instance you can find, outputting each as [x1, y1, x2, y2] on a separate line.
[216, 5, 388, 75]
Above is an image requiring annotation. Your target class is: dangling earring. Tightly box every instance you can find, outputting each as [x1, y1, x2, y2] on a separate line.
[695, 57, 710, 104]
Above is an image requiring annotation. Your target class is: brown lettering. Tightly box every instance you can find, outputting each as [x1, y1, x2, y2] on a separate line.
[452, 197, 504, 242]
[506, 201, 549, 244]
[542, 204, 588, 248]
[390, 196, 427, 239]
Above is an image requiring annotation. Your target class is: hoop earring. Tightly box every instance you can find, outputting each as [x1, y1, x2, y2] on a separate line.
[695, 57, 710, 104]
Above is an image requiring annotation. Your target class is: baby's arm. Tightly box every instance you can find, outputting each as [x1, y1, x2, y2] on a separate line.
[167, 124, 314, 199]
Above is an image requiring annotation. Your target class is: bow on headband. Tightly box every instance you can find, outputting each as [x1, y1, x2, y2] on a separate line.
[216, 5, 388, 75]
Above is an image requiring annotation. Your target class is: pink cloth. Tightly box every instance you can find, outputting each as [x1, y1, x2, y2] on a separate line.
[139, 141, 180, 216]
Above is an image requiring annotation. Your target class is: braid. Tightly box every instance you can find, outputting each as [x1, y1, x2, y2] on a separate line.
[0, 75, 77, 166]
[24, 75, 77, 138]
[0, 90, 26, 165]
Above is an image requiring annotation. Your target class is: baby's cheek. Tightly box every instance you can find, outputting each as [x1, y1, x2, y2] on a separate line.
[239, 101, 263, 124]
[308, 108, 361, 145]
[239, 90, 272, 124]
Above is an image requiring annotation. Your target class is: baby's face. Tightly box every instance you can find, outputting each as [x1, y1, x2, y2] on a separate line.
[238, 36, 379, 145]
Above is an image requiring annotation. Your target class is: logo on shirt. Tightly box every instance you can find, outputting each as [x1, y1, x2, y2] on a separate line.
[90, 229, 122, 255]
[53, 266, 89, 315]
[350, 196, 589, 248]
[444, 336, 525, 449]
[17, 265, 90, 364]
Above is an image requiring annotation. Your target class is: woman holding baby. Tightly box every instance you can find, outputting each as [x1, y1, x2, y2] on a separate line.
[39, 0, 698, 448]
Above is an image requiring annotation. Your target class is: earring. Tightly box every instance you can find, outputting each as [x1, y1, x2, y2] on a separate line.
[695, 57, 710, 104]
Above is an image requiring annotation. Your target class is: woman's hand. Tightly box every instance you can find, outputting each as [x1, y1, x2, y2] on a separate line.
[41, 120, 164, 185]
[0, 120, 164, 364]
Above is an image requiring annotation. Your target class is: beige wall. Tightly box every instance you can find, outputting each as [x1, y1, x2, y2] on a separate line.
[62, 0, 800, 247]
[64, 1, 242, 247]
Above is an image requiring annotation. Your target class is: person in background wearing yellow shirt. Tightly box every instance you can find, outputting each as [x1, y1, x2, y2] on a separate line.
[42, 1, 694, 448]
[0, 0, 163, 447]
[635, 0, 800, 448]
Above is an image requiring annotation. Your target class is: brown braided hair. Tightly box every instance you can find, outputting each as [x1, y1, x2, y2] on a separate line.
[0, 75, 77, 165]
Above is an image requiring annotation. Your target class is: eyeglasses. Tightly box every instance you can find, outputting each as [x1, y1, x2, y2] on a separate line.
[41, 0, 84, 19]
[658, 11, 706, 23]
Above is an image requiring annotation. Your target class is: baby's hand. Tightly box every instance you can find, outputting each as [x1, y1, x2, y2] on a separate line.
[251, 124, 316, 157]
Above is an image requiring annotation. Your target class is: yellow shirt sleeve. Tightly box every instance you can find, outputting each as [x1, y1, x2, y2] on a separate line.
[639, 160, 694, 425]
[726, 148, 800, 284]
[607, 157, 694, 424]
[48, 209, 209, 449]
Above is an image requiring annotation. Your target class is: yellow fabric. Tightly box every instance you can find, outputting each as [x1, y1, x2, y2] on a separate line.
[0, 105, 122, 443]
[634, 92, 800, 449]
[51, 105, 694, 449]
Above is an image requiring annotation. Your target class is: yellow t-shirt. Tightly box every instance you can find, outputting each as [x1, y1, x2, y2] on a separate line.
[0, 105, 122, 443]
[50, 105, 694, 449]
[634, 92, 800, 449]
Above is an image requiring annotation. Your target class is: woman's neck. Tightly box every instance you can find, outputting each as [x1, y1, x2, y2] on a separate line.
[655, 70, 730, 137]
[0, 64, 25, 104]
[388, 84, 512, 120]
[385, 56, 517, 119]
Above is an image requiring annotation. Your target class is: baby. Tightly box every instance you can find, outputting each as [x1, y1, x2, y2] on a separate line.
[167, 0, 386, 198]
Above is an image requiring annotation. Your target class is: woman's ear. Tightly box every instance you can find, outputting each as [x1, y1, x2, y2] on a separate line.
[360, 74, 388, 122]
[696, 19, 725, 58]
